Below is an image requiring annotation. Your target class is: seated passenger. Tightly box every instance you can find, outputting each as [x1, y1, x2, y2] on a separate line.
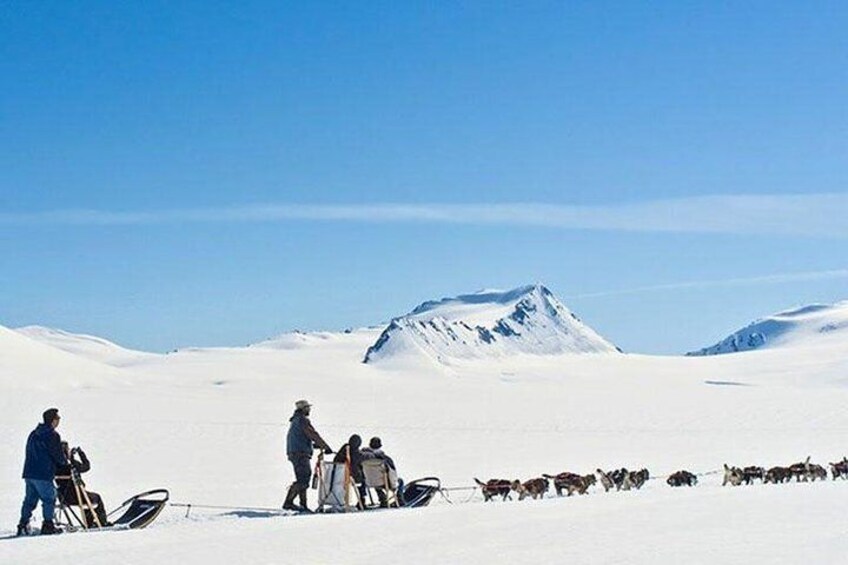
[55, 443, 109, 527]
[362, 437, 400, 508]
[363, 436, 395, 470]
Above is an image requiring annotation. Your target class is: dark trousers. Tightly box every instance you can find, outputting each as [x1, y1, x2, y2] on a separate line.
[80, 491, 109, 527]
[288, 453, 312, 490]
[374, 487, 388, 507]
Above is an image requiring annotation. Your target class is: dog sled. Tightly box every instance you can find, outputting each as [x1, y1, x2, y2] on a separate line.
[51, 458, 170, 532]
[58, 488, 170, 532]
[315, 450, 440, 512]
[2, 489, 170, 540]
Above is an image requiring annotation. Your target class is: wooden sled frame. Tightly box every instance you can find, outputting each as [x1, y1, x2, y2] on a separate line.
[315, 448, 365, 513]
[55, 466, 103, 531]
[362, 458, 400, 508]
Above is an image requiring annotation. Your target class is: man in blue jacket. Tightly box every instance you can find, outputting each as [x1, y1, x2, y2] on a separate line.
[18, 408, 68, 535]
[283, 400, 333, 512]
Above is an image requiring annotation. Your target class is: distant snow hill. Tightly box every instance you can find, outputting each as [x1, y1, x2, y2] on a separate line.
[250, 327, 383, 350]
[363, 284, 620, 365]
[15, 325, 155, 366]
[688, 301, 848, 356]
[0, 324, 124, 388]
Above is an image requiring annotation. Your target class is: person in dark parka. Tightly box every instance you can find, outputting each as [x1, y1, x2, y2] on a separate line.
[284, 399, 333, 512]
[55, 442, 109, 528]
[334, 434, 374, 508]
[362, 436, 396, 470]
[18, 408, 68, 536]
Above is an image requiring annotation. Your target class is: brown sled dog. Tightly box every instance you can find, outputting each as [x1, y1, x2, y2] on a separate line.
[474, 478, 519, 502]
[515, 477, 549, 500]
[543, 472, 591, 496]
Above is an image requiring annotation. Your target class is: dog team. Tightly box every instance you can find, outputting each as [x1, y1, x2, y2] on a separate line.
[722, 456, 848, 486]
[473, 455, 848, 502]
[474, 467, 651, 501]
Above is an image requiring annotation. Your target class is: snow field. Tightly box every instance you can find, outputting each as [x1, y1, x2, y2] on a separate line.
[2, 321, 848, 563]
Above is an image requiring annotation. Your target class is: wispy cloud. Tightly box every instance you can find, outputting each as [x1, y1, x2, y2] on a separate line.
[1, 193, 847, 236]
[565, 269, 848, 299]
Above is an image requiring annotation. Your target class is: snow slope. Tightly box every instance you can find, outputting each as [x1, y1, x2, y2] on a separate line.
[15, 326, 156, 367]
[2, 317, 848, 563]
[364, 284, 619, 364]
[0, 324, 125, 390]
[689, 301, 848, 356]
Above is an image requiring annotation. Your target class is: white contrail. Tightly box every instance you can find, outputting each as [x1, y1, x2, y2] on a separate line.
[1, 193, 847, 236]
[564, 269, 848, 299]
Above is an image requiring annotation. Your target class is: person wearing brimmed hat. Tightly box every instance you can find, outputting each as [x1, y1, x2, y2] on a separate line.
[283, 400, 333, 512]
[18, 408, 69, 536]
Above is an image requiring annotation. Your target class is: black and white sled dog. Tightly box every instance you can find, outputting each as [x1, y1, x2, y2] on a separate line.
[628, 468, 650, 490]
[667, 470, 698, 487]
[596, 469, 615, 492]
[830, 458, 848, 480]
[742, 466, 765, 484]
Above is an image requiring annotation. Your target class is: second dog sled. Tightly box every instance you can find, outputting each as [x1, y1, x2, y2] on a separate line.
[315, 450, 440, 512]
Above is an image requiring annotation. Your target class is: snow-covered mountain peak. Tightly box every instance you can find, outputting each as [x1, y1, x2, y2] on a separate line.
[411, 283, 541, 310]
[364, 284, 619, 364]
[688, 300, 848, 356]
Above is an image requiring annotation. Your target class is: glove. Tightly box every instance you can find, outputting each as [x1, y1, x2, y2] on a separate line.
[324, 447, 334, 455]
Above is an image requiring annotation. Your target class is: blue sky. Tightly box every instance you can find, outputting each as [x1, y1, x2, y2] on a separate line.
[2, 1, 847, 354]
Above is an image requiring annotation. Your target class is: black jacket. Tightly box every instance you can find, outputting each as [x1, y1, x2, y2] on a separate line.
[22, 423, 67, 481]
[333, 437, 375, 483]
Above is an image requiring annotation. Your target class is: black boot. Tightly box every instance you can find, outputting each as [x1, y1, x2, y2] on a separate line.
[86, 507, 111, 528]
[16, 521, 32, 537]
[96, 506, 111, 528]
[298, 488, 313, 513]
[40, 520, 62, 535]
[376, 489, 389, 509]
[282, 484, 300, 511]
